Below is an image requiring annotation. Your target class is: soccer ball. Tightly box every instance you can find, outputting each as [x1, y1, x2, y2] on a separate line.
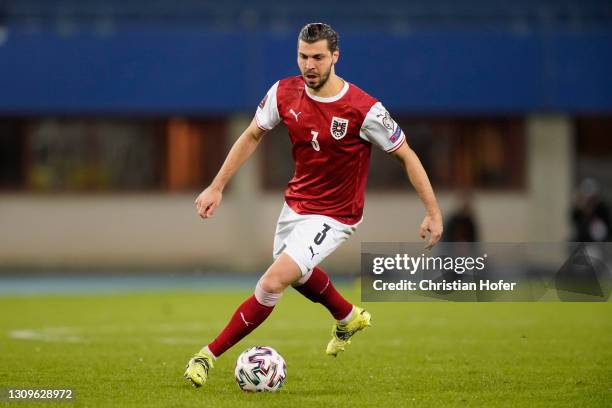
[234, 346, 287, 392]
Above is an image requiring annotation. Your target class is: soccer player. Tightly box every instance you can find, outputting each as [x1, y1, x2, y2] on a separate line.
[185, 22, 443, 387]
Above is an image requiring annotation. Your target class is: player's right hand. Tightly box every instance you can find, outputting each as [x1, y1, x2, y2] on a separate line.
[195, 186, 222, 219]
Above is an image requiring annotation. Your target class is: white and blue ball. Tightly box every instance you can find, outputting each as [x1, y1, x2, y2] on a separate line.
[234, 346, 287, 392]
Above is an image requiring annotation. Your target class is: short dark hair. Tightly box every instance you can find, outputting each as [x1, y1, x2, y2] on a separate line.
[298, 23, 339, 53]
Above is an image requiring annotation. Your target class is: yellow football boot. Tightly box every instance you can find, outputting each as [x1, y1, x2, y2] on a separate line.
[326, 306, 372, 357]
[184, 349, 215, 387]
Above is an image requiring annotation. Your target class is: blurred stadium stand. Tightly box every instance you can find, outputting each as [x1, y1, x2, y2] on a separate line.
[3, 0, 612, 28]
[0, 0, 610, 271]
[0, 0, 611, 113]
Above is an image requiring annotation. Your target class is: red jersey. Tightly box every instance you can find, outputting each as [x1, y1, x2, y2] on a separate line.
[255, 76, 405, 225]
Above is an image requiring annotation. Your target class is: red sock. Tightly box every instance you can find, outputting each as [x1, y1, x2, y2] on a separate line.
[207, 295, 273, 357]
[293, 267, 353, 320]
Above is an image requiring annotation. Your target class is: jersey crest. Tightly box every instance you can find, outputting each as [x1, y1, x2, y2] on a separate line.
[330, 116, 349, 140]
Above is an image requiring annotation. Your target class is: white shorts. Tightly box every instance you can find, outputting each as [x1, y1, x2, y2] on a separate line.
[272, 203, 360, 276]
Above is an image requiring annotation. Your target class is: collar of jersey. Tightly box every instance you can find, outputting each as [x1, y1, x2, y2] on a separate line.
[304, 80, 349, 103]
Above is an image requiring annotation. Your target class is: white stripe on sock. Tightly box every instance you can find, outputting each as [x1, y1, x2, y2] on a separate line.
[254, 282, 282, 307]
[202, 346, 217, 360]
[337, 306, 354, 324]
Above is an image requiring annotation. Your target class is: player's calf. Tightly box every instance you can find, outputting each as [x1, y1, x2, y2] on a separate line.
[293, 266, 353, 320]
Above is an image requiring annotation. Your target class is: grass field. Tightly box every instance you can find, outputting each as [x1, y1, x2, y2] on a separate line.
[1, 287, 611, 407]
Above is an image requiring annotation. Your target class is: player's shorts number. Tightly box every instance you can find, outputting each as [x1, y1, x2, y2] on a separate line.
[314, 223, 331, 245]
[310, 130, 320, 152]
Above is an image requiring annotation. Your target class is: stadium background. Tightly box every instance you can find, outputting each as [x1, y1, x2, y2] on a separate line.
[1, 0, 610, 274]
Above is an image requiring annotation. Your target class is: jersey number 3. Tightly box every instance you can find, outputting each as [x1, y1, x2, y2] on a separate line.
[310, 130, 320, 152]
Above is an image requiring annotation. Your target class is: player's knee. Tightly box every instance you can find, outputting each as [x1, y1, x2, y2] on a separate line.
[259, 255, 302, 293]
[258, 274, 287, 294]
[254, 279, 283, 306]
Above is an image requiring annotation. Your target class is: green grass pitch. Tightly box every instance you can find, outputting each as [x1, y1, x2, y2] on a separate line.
[1, 287, 610, 407]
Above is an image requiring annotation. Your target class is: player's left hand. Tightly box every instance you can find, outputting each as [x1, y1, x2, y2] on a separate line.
[419, 212, 443, 250]
[195, 186, 222, 219]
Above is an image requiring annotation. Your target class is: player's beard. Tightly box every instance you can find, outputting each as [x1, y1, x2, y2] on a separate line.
[303, 63, 333, 90]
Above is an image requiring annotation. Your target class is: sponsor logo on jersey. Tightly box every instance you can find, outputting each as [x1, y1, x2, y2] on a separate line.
[289, 109, 302, 121]
[258, 94, 268, 109]
[390, 126, 402, 143]
[330, 116, 349, 140]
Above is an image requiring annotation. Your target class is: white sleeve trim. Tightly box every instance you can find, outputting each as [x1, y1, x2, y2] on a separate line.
[255, 81, 281, 131]
[359, 102, 405, 153]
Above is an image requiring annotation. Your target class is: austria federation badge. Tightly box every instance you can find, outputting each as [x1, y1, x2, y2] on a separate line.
[330, 116, 349, 140]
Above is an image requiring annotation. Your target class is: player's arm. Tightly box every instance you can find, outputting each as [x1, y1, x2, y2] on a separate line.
[392, 141, 443, 249]
[195, 118, 266, 219]
[360, 101, 443, 248]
